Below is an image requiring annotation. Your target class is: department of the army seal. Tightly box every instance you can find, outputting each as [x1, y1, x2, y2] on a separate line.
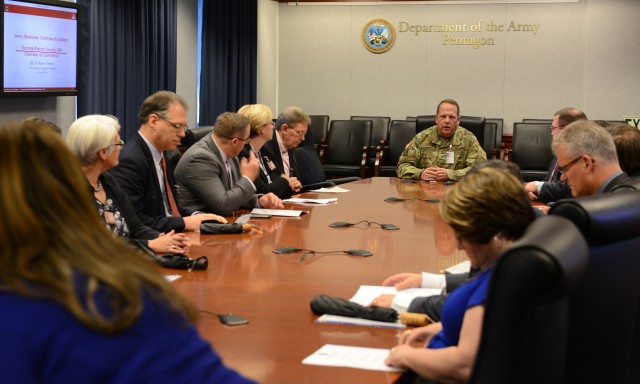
[362, 18, 396, 53]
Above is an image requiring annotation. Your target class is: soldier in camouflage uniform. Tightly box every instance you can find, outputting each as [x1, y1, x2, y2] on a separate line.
[397, 99, 486, 181]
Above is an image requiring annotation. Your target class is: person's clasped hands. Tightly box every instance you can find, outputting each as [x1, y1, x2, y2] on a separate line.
[421, 166, 448, 181]
[149, 230, 191, 255]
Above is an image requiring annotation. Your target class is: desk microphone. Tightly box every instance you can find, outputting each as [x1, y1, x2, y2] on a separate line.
[384, 197, 440, 203]
[272, 246, 373, 262]
[329, 220, 399, 230]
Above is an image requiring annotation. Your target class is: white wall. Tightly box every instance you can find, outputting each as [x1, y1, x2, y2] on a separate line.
[272, 0, 640, 133]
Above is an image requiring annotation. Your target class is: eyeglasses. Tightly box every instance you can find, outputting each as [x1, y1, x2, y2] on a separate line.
[158, 116, 188, 131]
[289, 127, 306, 138]
[231, 136, 251, 144]
[115, 139, 124, 147]
[550, 124, 566, 132]
[558, 155, 583, 175]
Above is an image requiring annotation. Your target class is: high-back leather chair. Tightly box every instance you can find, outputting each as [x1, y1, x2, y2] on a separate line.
[415, 115, 436, 133]
[351, 116, 391, 174]
[511, 122, 553, 181]
[486, 118, 503, 152]
[319, 120, 372, 179]
[522, 118, 553, 124]
[305, 115, 329, 150]
[292, 146, 359, 192]
[469, 216, 588, 384]
[549, 191, 640, 384]
[459, 116, 486, 157]
[376, 120, 416, 177]
[484, 122, 498, 158]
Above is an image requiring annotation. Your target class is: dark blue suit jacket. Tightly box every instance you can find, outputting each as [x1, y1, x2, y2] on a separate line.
[539, 156, 572, 203]
[109, 133, 192, 233]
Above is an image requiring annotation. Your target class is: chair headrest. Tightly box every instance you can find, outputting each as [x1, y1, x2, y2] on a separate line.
[498, 215, 588, 300]
[549, 190, 640, 246]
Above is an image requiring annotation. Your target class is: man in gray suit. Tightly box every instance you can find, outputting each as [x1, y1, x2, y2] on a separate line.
[175, 112, 283, 216]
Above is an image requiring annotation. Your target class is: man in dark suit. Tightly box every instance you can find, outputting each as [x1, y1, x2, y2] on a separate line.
[552, 120, 629, 197]
[174, 112, 283, 216]
[525, 107, 587, 203]
[263, 106, 310, 178]
[110, 91, 225, 233]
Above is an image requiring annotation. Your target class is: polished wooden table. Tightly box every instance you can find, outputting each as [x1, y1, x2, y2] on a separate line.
[169, 177, 467, 384]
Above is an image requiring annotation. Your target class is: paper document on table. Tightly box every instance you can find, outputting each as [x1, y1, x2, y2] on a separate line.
[311, 186, 350, 193]
[444, 260, 471, 274]
[251, 208, 305, 217]
[350, 285, 442, 308]
[283, 198, 337, 205]
[164, 275, 182, 282]
[302, 344, 404, 372]
[316, 314, 405, 329]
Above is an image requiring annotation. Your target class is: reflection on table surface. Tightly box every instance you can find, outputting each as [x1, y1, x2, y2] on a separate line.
[169, 177, 467, 384]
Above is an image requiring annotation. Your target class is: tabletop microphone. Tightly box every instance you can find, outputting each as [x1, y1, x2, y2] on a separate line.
[384, 196, 440, 203]
[329, 220, 399, 230]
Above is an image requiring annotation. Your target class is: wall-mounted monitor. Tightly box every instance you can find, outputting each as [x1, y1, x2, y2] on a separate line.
[1, 0, 79, 96]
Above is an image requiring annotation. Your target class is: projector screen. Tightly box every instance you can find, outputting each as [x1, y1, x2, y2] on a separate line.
[2, 0, 79, 96]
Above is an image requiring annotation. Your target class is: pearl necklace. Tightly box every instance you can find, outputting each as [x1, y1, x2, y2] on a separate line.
[93, 180, 102, 193]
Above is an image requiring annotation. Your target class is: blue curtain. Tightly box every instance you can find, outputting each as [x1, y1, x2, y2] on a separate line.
[77, 0, 177, 140]
[199, 0, 257, 125]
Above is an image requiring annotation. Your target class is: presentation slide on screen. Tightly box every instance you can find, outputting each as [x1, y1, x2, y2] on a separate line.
[3, 0, 77, 91]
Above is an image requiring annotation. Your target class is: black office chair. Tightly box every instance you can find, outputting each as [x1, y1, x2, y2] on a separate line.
[351, 116, 391, 176]
[459, 116, 486, 157]
[415, 115, 436, 133]
[470, 215, 588, 384]
[510, 122, 553, 181]
[376, 120, 416, 177]
[549, 191, 640, 384]
[319, 120, 372, 179]
[191, 126, 214, 143]
[522, 118, 553, 124]
[483, 122, 498, 158]
[303, 115, 329, 150]
[486, 118, 503, 153]
[292, 146, 359, 192]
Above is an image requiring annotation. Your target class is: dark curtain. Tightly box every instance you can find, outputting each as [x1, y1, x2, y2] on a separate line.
[77, 0, 177, 140]
[199, 0, 257, 125]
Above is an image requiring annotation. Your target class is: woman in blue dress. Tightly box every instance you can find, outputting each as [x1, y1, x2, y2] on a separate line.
[385, 167, 536, 383]
[0, 120, 254, 383]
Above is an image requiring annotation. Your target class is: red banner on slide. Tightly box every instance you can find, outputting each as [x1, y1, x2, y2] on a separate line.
[4, 4, 76, 20]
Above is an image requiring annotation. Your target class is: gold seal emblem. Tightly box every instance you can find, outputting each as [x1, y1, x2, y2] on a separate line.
[362, 18, 396, 54]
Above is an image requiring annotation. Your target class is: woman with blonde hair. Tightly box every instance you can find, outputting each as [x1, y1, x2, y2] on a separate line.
[237, 104, 301, 198]
[66, 114, 190, 255]
[0, 120, 253, 383]
[385, 167, 536, 383]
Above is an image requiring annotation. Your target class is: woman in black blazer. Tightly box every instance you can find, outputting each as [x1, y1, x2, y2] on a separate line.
[237, 104, 301, 198]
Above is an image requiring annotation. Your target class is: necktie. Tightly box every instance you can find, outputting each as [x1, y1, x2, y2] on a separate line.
[548, 161, 559, 182]
[160, 156, 180, 217]
[281, 150, 290, 177]
[226, 159, 235, 186]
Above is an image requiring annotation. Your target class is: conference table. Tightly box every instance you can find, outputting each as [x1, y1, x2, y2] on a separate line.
[169, 177, 467, 383]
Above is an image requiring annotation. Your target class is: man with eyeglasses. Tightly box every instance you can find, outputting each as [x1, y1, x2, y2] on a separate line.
[111, 90, 227, 233]
[264, 106, 311, 178]
[525, 107, 587, 203]
[551, 120, 629, 197]
[174, 112, 283, 216]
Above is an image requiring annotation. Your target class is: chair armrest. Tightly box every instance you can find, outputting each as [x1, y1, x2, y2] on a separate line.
[360, 146, 371, 179]
[374, 144, 390, 177]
